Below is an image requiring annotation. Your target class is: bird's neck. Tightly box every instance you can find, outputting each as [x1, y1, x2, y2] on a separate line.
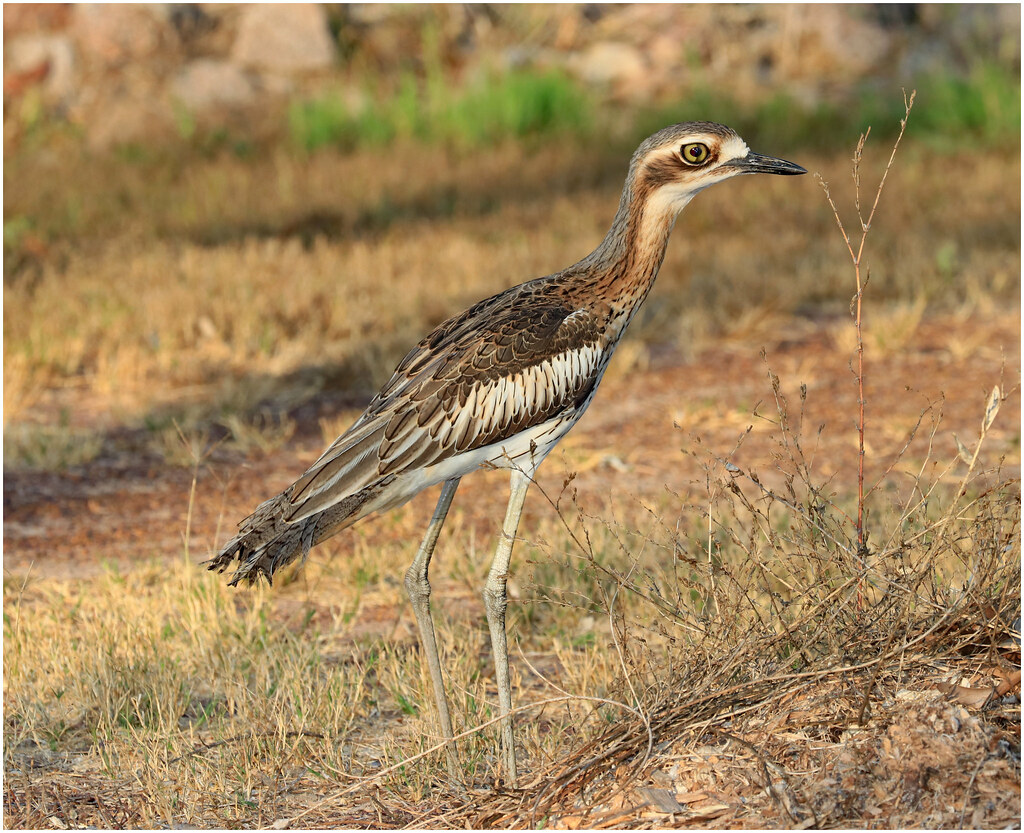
[580, 174, 691, 334]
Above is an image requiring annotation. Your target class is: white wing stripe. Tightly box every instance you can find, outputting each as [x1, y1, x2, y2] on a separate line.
[374, 343, 604, 477]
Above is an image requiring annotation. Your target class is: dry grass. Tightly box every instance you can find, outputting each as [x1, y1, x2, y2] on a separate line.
[4, 115, 1021, 827]
[3, 137, 1020, 467]
[4, 377, 1019, 826]
[2, 497, 658, 824]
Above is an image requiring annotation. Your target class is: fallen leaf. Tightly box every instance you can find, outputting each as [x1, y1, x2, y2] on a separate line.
[936, 680, 993, 708]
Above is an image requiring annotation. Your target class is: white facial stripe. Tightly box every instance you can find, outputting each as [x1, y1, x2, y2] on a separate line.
[638, 133, 753, 219]
[649, 134, 750, 167]
[719, 134, 750, 163]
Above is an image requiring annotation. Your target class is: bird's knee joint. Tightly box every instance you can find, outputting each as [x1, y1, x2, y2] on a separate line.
[482, 583, 507, 614]
[404, 568, 430, 601]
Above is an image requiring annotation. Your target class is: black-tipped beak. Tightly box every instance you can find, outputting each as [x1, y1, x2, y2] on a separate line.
[724, 151, 807, 176]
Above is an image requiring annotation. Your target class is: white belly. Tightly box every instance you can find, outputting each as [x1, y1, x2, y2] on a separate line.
[420, 410, 579, 485]
[361, 358, 609, 515]
[353, 414, 579, 518]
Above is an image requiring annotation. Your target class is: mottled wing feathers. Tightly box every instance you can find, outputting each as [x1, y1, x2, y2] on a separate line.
[376, 307, 603, 475]
[283, 292, 605, 523]
[286, 414, 391, 515]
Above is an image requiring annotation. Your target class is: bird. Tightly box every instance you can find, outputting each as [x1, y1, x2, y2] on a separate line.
[207, 121, 806, 786]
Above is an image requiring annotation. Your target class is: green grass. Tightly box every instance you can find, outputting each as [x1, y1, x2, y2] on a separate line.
[4, 419, 104, 471]
[913, 60, 1021, 143]
[639, 61, 1020, 153]
[288, 68, 592, 153]
[288, 61, 1020, 158]
[284, 55, 1020, 157]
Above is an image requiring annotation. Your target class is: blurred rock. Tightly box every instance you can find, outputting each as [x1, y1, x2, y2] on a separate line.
[231, 4, 336, 73]
[170, 59, 256, 114]
[769, 5, 893, 82]
[569, 41, 646, 88]
[2, 4, 72, 39]
[5, 34, 77, 106]
[72, 4, 165, 66]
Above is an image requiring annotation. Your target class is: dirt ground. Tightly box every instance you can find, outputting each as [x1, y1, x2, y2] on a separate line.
[4, 307, 1021, 829]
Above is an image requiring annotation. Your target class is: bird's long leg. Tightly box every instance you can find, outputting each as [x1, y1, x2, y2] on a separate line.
[404, 476, 461, 781]
[482, 467, 531, 786]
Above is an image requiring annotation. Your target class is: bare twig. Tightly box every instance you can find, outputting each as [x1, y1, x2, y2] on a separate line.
[816, 89, 917, 594]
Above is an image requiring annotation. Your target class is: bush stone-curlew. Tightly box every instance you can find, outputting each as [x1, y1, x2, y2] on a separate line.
[208, 121, 806, 785]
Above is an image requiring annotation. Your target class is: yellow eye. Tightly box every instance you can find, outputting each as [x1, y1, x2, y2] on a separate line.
[680, 142, 710, 165]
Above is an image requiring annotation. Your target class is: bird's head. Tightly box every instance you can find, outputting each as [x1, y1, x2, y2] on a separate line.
[628, 121, 806, 215]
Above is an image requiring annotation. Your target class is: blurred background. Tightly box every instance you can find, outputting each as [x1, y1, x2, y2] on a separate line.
[3, 2, 1020, 473]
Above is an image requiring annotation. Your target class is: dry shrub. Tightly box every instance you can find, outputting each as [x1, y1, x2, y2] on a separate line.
[485, 373, 1020, 828]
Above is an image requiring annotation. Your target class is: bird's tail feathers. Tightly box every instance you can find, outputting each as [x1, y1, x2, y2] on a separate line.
[205, 473, 402, 585]
[204, 492, 313, 586]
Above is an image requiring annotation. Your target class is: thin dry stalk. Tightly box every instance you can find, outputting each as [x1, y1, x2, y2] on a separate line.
[816, 89, 917, 584]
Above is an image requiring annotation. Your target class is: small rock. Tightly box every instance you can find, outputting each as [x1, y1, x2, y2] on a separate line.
[770, 5, 893, 81]
[170, 59, 256, 114]
[72, 4, 164, 66]
[569, 41, 646, 87]
[231, 4, 336, 73]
